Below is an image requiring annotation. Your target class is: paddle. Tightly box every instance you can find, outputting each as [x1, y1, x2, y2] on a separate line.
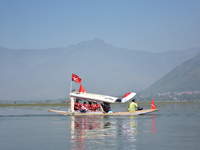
[100, 103, 105, 114]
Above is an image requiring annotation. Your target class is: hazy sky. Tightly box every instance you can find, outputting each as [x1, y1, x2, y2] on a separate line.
[0, 0, 200, 52]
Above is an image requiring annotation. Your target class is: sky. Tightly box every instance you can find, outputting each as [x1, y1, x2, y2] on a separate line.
[0, 0, 200, 52]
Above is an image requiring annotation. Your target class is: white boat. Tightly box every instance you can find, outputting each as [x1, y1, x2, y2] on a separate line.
[48, 92, 159, 116]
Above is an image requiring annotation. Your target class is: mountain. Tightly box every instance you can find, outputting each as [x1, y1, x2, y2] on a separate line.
[0, 39, 200, 100]
[143, 52, 200, 94]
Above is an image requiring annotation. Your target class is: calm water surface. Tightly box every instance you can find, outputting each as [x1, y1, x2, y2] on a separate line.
[0, 102, 200, 150]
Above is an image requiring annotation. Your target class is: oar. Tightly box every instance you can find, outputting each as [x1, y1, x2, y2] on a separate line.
[100, 103, 105, 114]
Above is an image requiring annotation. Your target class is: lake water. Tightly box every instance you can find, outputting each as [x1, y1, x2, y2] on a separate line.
[0, 102, 200, 150]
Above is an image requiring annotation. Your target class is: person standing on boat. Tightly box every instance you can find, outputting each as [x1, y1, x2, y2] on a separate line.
[127, 99, 138, 112]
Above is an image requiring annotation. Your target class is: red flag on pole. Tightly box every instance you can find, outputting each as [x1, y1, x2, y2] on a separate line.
[151, 99, 156, 109]
[72, 73, 82, 84]
[79, 84, 86, 93]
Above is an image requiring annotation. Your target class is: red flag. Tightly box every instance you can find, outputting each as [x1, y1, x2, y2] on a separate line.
[79, 84, 86, 93]
[72, 73, 82, 84]
[151, 99, 156, 109]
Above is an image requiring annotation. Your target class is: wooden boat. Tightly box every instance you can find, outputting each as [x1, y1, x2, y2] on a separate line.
[47, 92, 159, 116]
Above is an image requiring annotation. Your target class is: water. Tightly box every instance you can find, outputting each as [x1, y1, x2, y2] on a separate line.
[0, 102, 200, 150]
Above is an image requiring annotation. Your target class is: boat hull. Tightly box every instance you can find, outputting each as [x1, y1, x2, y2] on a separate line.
[47, 109, 159, 116]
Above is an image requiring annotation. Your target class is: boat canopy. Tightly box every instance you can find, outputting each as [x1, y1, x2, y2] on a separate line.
[69, 92, 119, 103]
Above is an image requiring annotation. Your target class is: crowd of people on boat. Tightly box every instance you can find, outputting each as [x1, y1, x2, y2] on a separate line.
[72, 98, 142, 113]
[74, 100, 101, 113]
[70, 89, 113, 113]
[71, 89, 143, 113]
[72, 100, 113, 113]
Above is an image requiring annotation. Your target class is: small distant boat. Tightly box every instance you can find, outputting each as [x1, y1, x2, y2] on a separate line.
[47, 92, 159, 116]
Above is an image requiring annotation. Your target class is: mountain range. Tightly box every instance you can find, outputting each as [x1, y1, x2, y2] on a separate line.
[142, 52, 200, 94]
[0, 39, 200, 100]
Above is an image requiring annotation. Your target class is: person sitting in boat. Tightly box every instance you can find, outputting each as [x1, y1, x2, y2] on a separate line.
[93, 102, 100, 111]
[80, 102, 87, 113]
[96, 103, 100, 111]
[90, 102, 95, 111]
[74, 100, 80, 111]
[88, 102, 92, 110]
[101, 102, 112, 113]
[127, 99, 138, 112]
[83, 102, 90, 110]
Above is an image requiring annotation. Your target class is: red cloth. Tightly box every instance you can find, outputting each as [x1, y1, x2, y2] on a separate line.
[96, 104, 100, 109]
[79, 84, 86, 93]
[91, 104, 96, 110]
[79, 103, 83, 107]
[151, 99, 156, 109]
[85, 104, 90, 110]
[72, 73, 82, 84]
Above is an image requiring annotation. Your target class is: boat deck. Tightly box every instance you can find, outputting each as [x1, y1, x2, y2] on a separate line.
[47, 109, 159, 116]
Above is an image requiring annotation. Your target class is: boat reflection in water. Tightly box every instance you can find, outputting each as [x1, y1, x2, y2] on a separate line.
[70, 115, 138, 149]
[122, 116, 138, 141]
[152, 115, 156, 135]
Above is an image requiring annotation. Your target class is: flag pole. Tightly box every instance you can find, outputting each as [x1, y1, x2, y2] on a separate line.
[70, 80, 72, 94]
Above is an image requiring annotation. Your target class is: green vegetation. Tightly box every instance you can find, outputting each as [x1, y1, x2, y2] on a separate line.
[0, 98, 69, 105]
[0, 103, 69, 107]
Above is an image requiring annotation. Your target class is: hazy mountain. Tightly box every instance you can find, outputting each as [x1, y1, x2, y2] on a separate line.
[0, 39, 200, 100]
[143, 52, 200, 94]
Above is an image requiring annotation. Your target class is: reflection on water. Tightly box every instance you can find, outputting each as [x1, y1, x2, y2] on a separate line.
[2, 102, 200, 150]
[122, 116, 138, 142]
[70, 115, 139, 149]
[152, 115, 156, 135]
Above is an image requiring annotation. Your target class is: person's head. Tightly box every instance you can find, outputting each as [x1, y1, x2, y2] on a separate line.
[83, 102, 86, 104]
[132, 99, 136, 102]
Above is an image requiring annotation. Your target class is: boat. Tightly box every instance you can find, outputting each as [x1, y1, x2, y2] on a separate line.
[47, 74, 159, 116]
[47, 92, 159, 116]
